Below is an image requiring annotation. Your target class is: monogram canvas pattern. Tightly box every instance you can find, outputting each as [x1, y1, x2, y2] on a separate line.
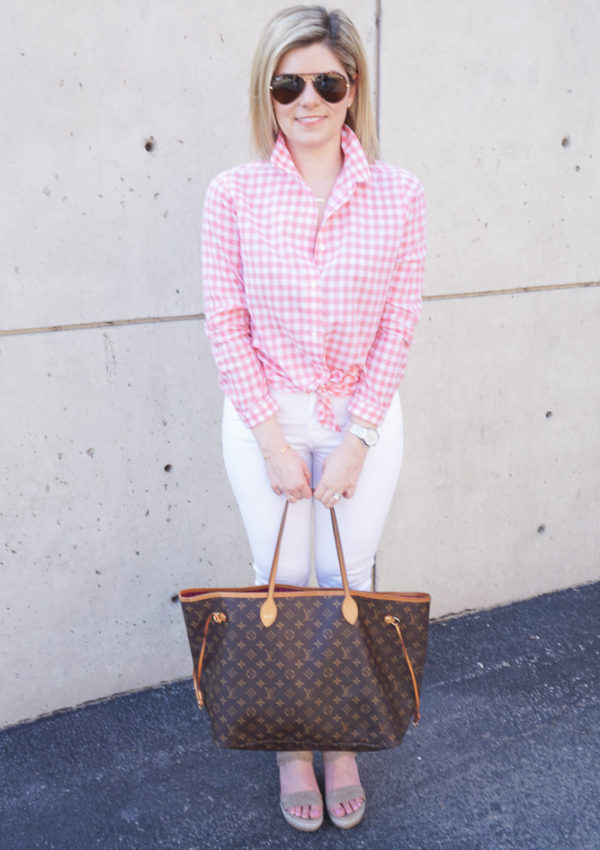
[181, 589, 430, 751]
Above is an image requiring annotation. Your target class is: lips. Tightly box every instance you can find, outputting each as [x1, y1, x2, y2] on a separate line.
[296, 115, 325, 124]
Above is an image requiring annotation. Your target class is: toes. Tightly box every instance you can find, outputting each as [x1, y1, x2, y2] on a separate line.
[331, 798, 364, 817]
[287, 804, 322, 820]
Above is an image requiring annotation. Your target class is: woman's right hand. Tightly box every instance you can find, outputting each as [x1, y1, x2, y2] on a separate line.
[252, 414, 312, 502]
[265, 449, 312, 502]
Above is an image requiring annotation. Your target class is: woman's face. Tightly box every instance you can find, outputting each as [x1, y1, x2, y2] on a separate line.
[272, 42, 355, 158]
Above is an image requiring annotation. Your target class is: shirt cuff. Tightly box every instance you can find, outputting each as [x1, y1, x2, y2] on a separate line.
[346, 395, 389, 428]
[236, 394, 279, 429]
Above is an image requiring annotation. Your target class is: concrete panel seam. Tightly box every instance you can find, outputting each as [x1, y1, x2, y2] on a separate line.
[0, 313, 205, 338]
[1, 282, 598, 338]
[423, 281, 599, 302]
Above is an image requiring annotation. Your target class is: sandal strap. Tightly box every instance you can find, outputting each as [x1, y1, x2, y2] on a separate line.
[276, 751, 313, 765]
[326, 784, 365, 810]
[322, 750, 356, 763]
[280, 789, 323, 810]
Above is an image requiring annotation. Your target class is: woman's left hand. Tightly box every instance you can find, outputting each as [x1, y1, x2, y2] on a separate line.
[313, 433, 368, 509]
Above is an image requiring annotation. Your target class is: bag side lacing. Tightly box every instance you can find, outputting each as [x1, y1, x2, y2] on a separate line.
[193, 611, 227, 709]
[384, 615, 421, 726]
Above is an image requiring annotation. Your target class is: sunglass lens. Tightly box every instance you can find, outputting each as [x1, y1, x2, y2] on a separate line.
[270, 75, 305, 104]
[314, 73, 348, 103]
[270, 72, 349, 104]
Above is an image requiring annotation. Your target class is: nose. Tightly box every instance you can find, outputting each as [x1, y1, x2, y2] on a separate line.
[297, 77, 320, 106]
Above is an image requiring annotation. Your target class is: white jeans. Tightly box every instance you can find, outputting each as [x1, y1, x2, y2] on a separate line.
[222, 392, 403, 591]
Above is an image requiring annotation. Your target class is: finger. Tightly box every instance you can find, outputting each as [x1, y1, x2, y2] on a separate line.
[316, 490, 340, 508]
[313, 481, 325, 501]
[288, 483, 310, 500]
[292, 480, 308, 499]
[301, 466, 312, 497]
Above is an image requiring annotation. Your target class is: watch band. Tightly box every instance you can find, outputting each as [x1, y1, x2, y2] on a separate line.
[347, 422, 379, 447]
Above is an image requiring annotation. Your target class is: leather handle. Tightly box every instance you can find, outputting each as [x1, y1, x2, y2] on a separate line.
[259, 501, 289, 627]
[329, 505, 359, 626]
[259, 503, 358, 627]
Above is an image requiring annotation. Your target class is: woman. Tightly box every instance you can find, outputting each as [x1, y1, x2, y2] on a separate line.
[202, 4, 426, 832]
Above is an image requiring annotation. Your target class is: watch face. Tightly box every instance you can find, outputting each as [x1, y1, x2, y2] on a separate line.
[365, 429, 378, 446]
[348, 422, 379, 446]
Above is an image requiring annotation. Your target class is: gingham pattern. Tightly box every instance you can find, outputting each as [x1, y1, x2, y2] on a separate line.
[202, 126, 426, 430]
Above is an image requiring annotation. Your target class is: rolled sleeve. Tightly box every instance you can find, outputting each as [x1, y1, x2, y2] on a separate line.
[202, 175, 277, 427]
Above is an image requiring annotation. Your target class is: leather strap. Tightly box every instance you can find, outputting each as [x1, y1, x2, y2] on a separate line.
[260, 505, 358, 627]
[329, 507, 359, 626]
[259, 501, 289, 627]
[385, 615, 421, 725]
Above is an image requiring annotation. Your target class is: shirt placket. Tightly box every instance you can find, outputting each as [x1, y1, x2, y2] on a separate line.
[310, 203, 340, 429]
[269, 134, 372, 429]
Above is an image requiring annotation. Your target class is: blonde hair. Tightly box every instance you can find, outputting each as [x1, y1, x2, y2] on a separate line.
[250, 5, 379, 161]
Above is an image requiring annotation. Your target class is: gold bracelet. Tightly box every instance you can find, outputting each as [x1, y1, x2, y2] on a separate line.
[262, 444, 291, 462]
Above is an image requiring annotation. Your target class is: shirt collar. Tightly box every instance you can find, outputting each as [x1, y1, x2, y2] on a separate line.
[269, 124, 371, 189]
[339, 124, 371, 186]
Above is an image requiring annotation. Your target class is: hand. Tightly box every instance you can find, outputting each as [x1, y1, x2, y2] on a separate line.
[313, 433, 368, 509]
[265, 449, 312, 502]
[252, 415, 312, 502]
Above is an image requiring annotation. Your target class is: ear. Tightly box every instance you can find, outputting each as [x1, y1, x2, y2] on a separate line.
[348, 73, 358, 107]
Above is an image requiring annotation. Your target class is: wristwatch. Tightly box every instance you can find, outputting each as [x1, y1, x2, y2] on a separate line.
[347, 422, 379, 447]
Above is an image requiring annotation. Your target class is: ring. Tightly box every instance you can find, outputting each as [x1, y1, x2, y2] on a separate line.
[332, 492, 341, 502]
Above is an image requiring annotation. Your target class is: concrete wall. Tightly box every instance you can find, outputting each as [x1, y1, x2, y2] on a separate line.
[375, 0, 600, 611]
[1, 0, 598, 727]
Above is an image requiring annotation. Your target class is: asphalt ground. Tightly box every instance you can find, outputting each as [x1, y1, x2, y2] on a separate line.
[1, 581, 599, 850]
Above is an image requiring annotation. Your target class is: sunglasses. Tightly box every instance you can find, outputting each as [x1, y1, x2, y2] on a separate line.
[270, 71, 351, 105]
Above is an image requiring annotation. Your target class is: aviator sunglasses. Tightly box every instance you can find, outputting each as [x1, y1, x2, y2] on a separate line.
[270, 71, 351, 105]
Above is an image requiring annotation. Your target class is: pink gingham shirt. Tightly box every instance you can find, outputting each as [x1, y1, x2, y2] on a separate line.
[202, 125, 426, 431]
